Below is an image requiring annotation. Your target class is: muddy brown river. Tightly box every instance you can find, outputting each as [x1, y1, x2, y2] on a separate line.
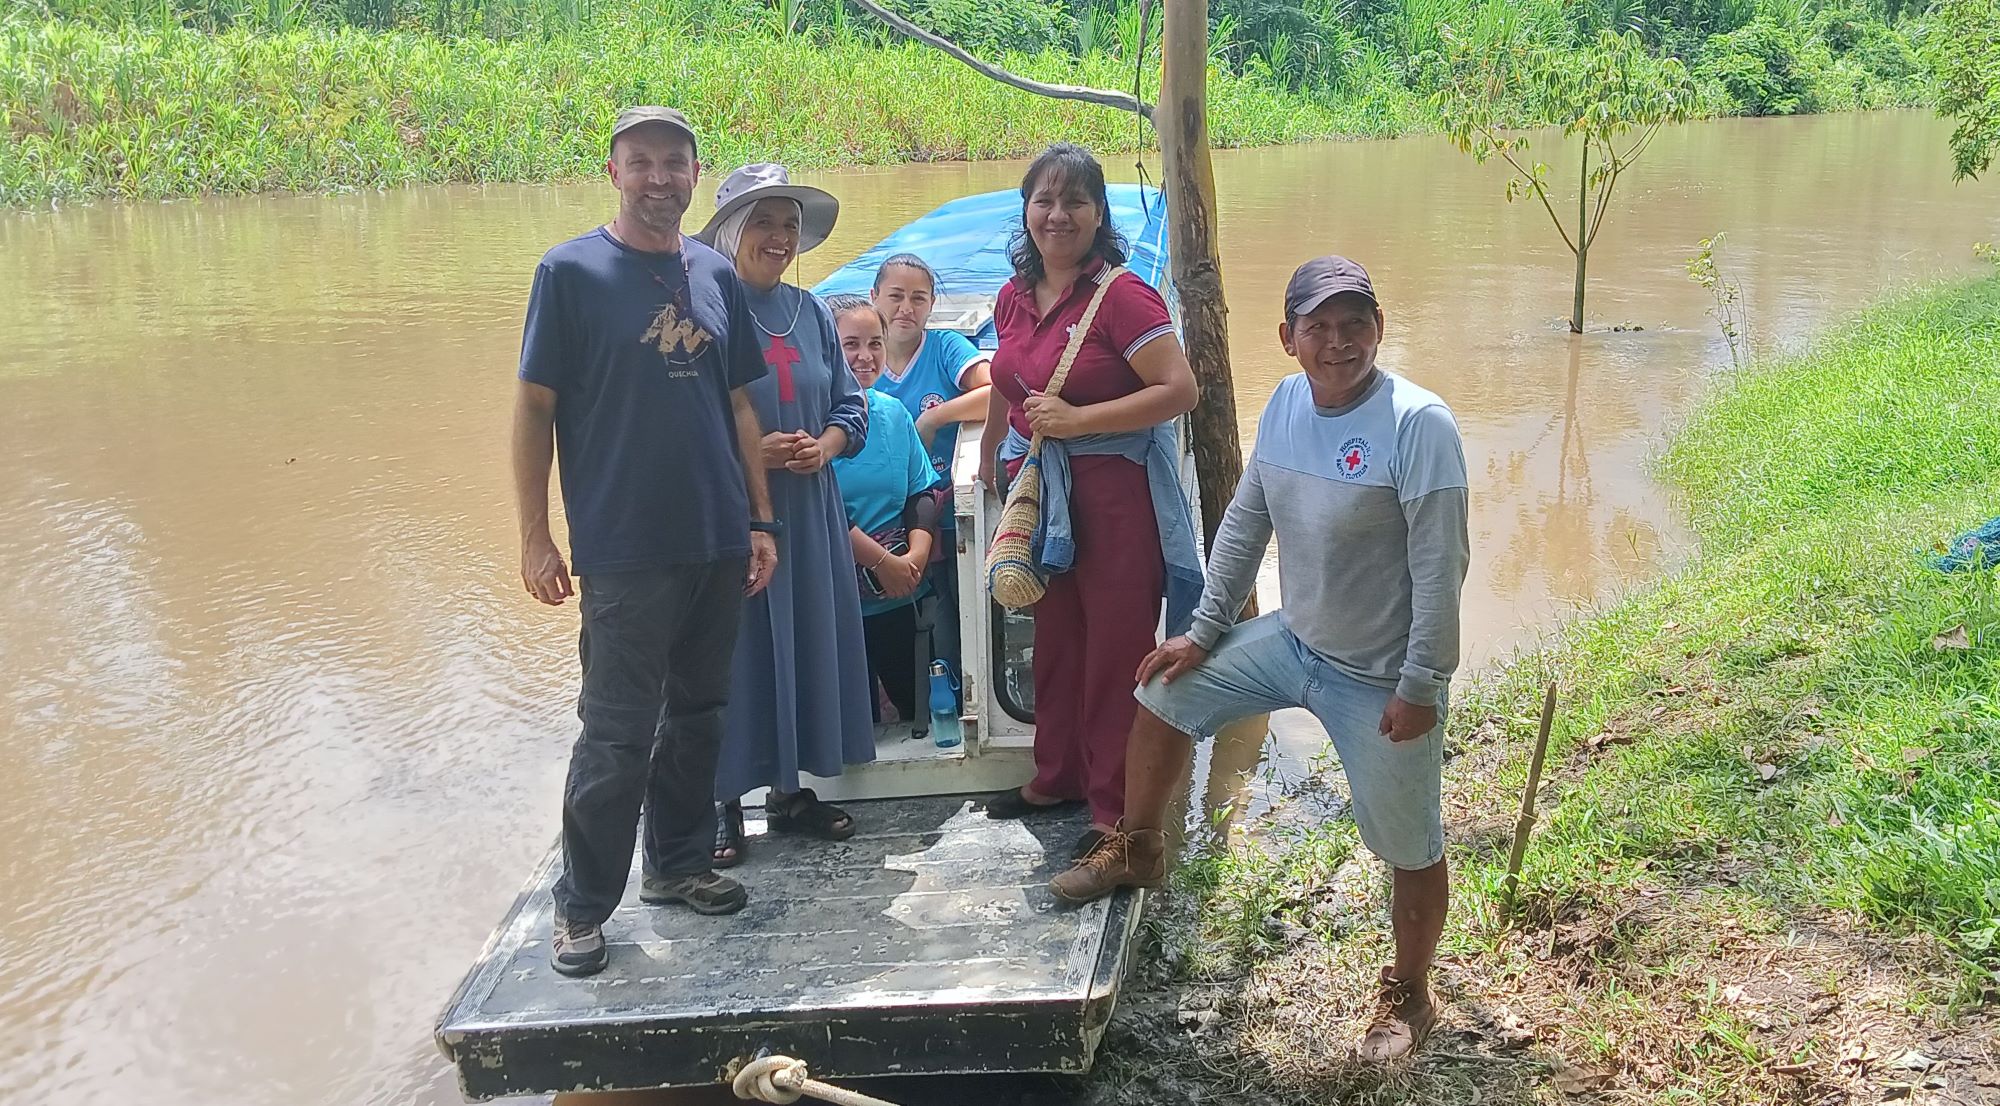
[3, 111, 1996, 1105]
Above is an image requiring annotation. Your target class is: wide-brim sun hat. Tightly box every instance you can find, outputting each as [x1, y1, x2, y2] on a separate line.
[694, 163, 839, 255]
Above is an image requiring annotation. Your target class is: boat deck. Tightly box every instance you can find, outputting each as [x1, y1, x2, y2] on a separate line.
[435, 794, 1140, 1102]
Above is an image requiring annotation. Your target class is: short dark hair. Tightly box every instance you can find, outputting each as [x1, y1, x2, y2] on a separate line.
[1009, 143, 1129, 285]
[873, 253, 937, 295]
[824, 293, 886, 329]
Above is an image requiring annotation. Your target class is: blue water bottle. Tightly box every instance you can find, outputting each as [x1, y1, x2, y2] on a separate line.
[928, 661, 962, 749]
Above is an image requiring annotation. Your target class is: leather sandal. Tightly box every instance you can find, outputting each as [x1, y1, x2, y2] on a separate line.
[766, 788, 856, 841]
[712, 800, 745, 868]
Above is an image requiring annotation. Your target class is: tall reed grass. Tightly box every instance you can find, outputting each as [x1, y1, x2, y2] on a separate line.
[0, 0, 1933, 206]
[0, 19, 1410, 205]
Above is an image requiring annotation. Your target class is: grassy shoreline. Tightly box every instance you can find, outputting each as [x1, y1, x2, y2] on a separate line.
[0, 19, 1410, 206]
[1, 0, 1931, 209]
[1109, 275, 2000, 1104]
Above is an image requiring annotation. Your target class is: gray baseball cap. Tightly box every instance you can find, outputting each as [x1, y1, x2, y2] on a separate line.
[609, 106, 698, 158]
[1285, 255, 1377, 319]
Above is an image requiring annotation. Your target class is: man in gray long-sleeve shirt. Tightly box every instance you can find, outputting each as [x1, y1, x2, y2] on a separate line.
[1050, 256, 1470, 1062]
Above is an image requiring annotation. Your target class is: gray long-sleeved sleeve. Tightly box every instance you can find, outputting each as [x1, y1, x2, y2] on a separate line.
[1185, 460, 1274, 652]
[1395, 486, 1469, 706]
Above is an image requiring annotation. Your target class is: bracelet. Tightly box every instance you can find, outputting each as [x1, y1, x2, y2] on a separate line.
[749, 519, 783, 535]
[871, 548, 891, 569]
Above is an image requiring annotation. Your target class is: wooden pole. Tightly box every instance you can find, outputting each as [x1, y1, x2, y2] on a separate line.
[1158, 0, 1248, 555]
[1502, 682, 1559, 913]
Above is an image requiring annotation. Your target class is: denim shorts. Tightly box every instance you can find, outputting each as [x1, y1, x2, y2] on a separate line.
[1135, 613, 1446, 870]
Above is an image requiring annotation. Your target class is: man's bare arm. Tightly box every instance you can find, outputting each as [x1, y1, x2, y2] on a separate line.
[733, 387, 779, 596]
[513, 379, 572, 605]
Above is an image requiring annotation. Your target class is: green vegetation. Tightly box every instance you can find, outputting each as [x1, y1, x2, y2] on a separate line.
[0, 17, 1377, 205]
[1436, 29, 1694, 332]
[1929, 0, 1999, 178]
[3, 0, 1935, 206]
[1139, 276, 2000, 1102]
[1686, 230, 1747, 365]
[1519, 276, 2000, 981]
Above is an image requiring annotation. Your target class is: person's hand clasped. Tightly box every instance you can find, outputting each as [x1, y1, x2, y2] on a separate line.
[1378, 695, 1437, 743]
[521, 534, 573, 606]
[761, 430, 807, 470]
[875, 552, 923, 598]
[1136, 635, 1209, 686]
[745, 531, 778, 596]
[1022, 392, 1086, 439]
[786, 434, 827, 475]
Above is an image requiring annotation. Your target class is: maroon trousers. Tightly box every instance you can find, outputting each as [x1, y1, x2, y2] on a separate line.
[1029, 458, 1164, 828]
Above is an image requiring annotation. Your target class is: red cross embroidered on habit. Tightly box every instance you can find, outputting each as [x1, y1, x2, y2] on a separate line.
[763, 334, 802, 402]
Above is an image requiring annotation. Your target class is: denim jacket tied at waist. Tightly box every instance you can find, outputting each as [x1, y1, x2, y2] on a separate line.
[998, 423, 1203, 637]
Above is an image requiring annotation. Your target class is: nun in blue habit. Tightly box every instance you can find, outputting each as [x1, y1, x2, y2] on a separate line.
[697, 164, 876, 866]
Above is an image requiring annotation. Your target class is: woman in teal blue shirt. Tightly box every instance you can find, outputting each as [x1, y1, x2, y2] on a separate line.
[826, 295, 947, 724]
[869, 254, 990, 693]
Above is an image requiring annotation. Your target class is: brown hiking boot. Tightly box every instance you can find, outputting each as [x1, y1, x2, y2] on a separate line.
[1048, 826, 1167, 903]
[1358, 966, 1436, 1062]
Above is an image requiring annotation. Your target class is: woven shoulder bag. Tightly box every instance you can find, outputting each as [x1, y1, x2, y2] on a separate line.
[985, 266, 1127, 610]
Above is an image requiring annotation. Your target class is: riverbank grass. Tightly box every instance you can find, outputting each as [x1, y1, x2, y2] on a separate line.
[0, 20, 1402, 206]
[1109, 276, 2000, 1104]
[3, 0, 1933, 207]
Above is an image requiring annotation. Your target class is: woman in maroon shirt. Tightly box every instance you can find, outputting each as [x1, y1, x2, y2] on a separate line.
[977, 145, 1199, 853]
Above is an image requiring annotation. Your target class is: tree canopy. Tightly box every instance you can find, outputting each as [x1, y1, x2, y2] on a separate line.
[1929, 0, 1999, 179]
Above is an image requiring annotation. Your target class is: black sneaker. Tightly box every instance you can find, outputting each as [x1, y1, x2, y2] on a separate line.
[550, 914, 607, 977]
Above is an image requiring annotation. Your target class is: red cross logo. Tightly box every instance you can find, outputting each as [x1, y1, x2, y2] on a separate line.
[1336, 436, 1371, 479]
[764, 334, 802, 402]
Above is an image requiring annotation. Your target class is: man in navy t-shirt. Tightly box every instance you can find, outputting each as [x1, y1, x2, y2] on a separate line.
[511, 106, 778, 978]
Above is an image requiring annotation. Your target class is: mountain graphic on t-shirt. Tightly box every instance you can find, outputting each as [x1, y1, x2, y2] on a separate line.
[642, 302, 713, 360]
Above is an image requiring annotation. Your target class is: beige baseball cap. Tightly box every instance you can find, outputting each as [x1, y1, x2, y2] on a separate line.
[609, 106, 698, 158]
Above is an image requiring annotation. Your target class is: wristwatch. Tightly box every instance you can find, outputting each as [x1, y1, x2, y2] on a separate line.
[749, 519, 783, 535]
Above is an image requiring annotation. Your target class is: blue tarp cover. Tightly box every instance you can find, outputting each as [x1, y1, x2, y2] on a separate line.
[811, 184, 1172, 350]
[1935, 516, 2000, 573]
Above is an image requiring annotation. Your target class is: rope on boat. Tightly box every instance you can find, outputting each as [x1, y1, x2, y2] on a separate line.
[729, 1054, 905, 1106]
